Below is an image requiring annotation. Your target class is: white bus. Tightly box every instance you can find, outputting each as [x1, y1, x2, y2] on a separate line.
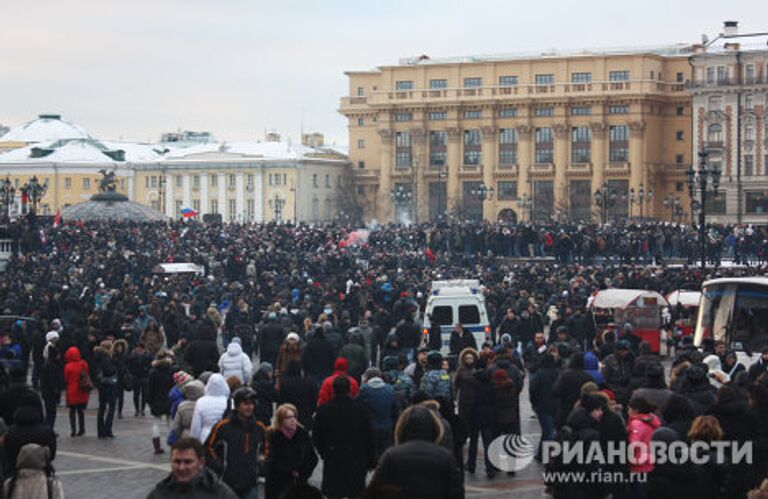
[693, 277, 768, 365]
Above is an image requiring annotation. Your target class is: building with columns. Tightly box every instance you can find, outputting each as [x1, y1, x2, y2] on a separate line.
[690, 21, 768, 224]
[340, 46, 694, 223]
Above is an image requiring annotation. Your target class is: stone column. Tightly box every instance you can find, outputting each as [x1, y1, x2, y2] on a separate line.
[164, 173, 174, 218]
[590, 122, 607, 222]
[481, 125, 497, 221]
[553, 123, 569, 221]
[182, 174, 191, 210]
[235, 173, 245, 222]
[127, 173, 135, 201]
[377, 129, 393, 223]
[200, 173, 208, 215]
[629, 121, 646, 193]
[218, 173, 226, 220]
[411, 128, 428, 223]
[446, 126, 462, 213]
[516, 125, 533, 222]
[254, 168, 264, 222]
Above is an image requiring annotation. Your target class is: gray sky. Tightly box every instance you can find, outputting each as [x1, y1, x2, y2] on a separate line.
[1, 0, 765, 146]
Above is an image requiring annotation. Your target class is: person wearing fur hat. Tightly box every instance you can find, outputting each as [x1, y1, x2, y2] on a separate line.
[147, 351, 175, 454]
[274, 333, 302, 385]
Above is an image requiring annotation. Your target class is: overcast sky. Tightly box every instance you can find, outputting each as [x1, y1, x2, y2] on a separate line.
[1, 0, 765, 146]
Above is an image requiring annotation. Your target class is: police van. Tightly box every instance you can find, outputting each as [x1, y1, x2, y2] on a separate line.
[421, 279, 491, 355]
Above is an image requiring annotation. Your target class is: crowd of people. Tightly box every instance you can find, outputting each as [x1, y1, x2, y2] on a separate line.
[0, 218, 766, 498]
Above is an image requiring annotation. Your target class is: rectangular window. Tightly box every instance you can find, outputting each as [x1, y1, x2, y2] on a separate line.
[431, 306, 453, 326]
[535, 74, 554, 85]
[609, 125, 629, 163]
[247, 174, 253, 188]
[533, 180, 554, 221]
[569, 180, 592, 221]
[746, 64, 755, 83]
[499, 76, 518, 86]
[463, 109, 482, 119]
[497, 181, 517, 200]
[706, 190, 726, 214]
[357, 139, 365, 149]
[676, 154, 684, 164]
[571, 106, 592, 116]
[534, 106, 554, 117]
[357, 86, 365, 96]
[145, 177, 150, 188]
[228, 175, 236, 188]
[676, 72, 684, 83]
[210, 199, 218, 214]
[745, 95, 754, 110]
[193, 175, 200, 189]
[429, 131, 447, 167]
[395, 80, 413, 90]
[498, 107, 518, 118]
[458, 305, 480, 324]
[268, 174, 273, 186]
[64, 178, 72, 189]
[706, 67, 715, 84]
[745, 126, 755, 141]
[463, 129, 481, 165]
[708, 95, 722, 111]
[429, 79, 448, 89]
[744, 155, 754, 177]
[571, 126, 592, 163]
[535, 127, 553, 164]
[175, 200, 183, 215]
[609, 70, 630, 81]
[394, 112, 413, 122]
[325, 174, 330, 188]
[192, 199, 200, 212]
[571, 72, 592, 83]
[357, 117, 364, 126]
[210, 175, 217, 187]
[150, 176, 158, 188]
[228, 199, 236, 219]
[246, 199, 254, 220]
[175, 175, 182, 188]
[499, 128, 518, 166]
[677, 106, 684, 116]
[463, 77, 482, 88]
[358, 161, 365, 169]
[313, 174, 318, 187]
[676, 130, 684, 141]
[746, 191, 768, 214]
[395, 131, 412, 168]
[608, 105, 629, 114]
[428, 111, 447, 120]
[83, 178, 90, 190]
[357, 185, 365, 195]
[717, 66, 726, 83]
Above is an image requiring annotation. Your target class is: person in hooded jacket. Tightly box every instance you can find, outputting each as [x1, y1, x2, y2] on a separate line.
[626, 395, 660, 481]
[317, 357, 360, 406]
[652, 394, 695, 442]
[259, 312, 286, 365]
[529, 353, 560, 460]
[169, 379, 204, 442]
[380, 333, 406, 369]
[4, 403, 56, 475]
[190, 373, 231, 445]
[274, 333, 302, 384]
[250, 362, 277, 427]
[748, 347, 768, 383]
[147, 350, 176, 454]
[677, 364, 717, 415]
[3, 444, 63, 499]
[632, 362, 673, 418]
[357, 367, 400, 459]
[128, 343, 152, 416]
[492, 368, 520, 439]
[338, 330, 368, 382]
[454, 348, 479, 438]
[217, 337, 253, 384]
[467, 357, 496, 477]
[39, 345, 63, 431]
[301, 326, 334, 387]
[62, 346, 89, 437]
[582, 351, 604, 385]
[276, 360, 317, 431]
[552, 352, 594, 428]
[184, 326, 220, 378]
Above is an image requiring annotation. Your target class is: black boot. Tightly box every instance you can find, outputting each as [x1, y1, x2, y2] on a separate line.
[69, 411, 77, 437]
[152, 437, 165, 454]
[77, 410, 85, 436]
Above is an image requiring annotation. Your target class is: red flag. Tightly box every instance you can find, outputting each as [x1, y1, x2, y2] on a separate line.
[424, 247, 436, 264]
[53, 209, 61, 228]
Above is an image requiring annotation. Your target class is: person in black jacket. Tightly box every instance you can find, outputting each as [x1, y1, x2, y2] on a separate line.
[301, 327, 335, 388]
[312, 375, 375, 499]
[184, 327, 219, 378]
[3, 404, 56, 475]
[93, 340, 119, 438]
[259, 313, 286, 366]
[369, 404, 463, 499]
[529, 353, 559, 460]
[205, 387, 268, 498]
[449, 324, 477, 358]
[39, 344, 63, 430]
[467, 358, 496, 477]
[277, 361, 317, 431]
[551, 352, 594, 428]
[265, 403, 318, 499]
[127, 343, 152, 416]
[147, 351, 175, 454]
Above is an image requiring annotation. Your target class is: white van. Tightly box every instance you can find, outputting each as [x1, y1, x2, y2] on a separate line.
[421, 279, 491, 355]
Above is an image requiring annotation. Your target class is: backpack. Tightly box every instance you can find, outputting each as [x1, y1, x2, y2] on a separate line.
[78, 366, 93, 392]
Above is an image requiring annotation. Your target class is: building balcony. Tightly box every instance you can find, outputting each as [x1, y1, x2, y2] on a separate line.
[530, 163, 554, 175]
[568, 163, 593, 175]
[706, 141, 725, 150]
[687, 77, 768, 89]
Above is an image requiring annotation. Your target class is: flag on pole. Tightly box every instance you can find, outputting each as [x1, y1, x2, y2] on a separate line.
[53, 209, 61, 228]
[180, 208, 198, 218]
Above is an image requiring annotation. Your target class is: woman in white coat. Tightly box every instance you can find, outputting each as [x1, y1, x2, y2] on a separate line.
[190, 373, 230, 443]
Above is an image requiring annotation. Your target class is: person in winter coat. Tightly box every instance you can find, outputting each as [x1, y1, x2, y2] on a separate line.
[381, 355, 415, 408]
[250, 362, 277, 427]
[317, 357, 359, 406]
[276, 360, 317, 431]
[369, 405, 463, 499]
[184, 327, 219, 378]
[632, 362, 673, 418]
[4, 404, 57, 475]
[357, 367, 400, 459]
[529, 353, 559, 460]
[168, 371, 194, 420]
[169, 379, 204, 442]
[274, 333, 302, 384]
[190, 373, 230, 444]
[552, 352, 594, 428]
[128, 343, 152, 416]
[454, 348, 479, 435]
[259, 312, 286, 365]
[653, 394, 695, 442]
[338, 330, 368, 382]
[111, 339, 130, 419]
[678, 364, 717, 415]
[141, 320, 166, 357]
[626, 395, 660, 476]
[265, 403, 319, 499]
[3, 444, 63, 499]
[39, 345, 63, 430]
[217, 337, 253, 384]
[467, 358, 496, 477]
[92, 339, 119, 438]
[62, 346, 89, 437]
[313, 376, 375, 499]
[147, 350, 176, 454]
[380, 333, 406, 369]
[449, 324, 477, 357]
[523, 332, 548, 374]
[601, 340, 635, 404]
[420, 351, 452, 403]
[301, 326, 335, 386]
[492, 368, 520, 437]
[583, 351, 604, 385]
[646, 426, 718, 499]
[747, 347, 768, 383]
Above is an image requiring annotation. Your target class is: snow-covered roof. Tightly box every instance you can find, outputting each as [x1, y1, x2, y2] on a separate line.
[100, 141, 164, 162]
[163, 140, 346, 161]
[0, 114, 93, 144]
[0, 138, 163, 164]
[588, 289, 669, 310]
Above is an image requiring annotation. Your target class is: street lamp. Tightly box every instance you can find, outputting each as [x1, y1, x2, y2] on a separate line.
[436, 165, 447, 221]
[21, 176, 48, 214]
[686, 150, 721, 268]
[268, 194, 286, 222]
[468, 182, 494, 220]
[0, 178, 15, 219]
[593, 182, 620, 225]
[662, 195, 684, 222]
[516, 193, 533, 223]
[628, 183, 653, 221]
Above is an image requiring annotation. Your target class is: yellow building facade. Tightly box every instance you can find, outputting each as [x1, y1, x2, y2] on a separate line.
[340, 49, 694, 223]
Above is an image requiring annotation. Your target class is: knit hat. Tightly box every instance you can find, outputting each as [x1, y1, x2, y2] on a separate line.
[45, 331, 59, 343]
[173, 371, 193, 387]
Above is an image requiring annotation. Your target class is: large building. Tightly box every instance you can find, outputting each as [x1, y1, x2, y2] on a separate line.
[0, 115, 350, 222]
[340, 46, 694, 223]
[690, 21, 768, 224]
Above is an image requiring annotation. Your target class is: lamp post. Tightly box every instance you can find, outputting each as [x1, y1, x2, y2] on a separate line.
[268, 194, 286, 222]
[21, 176, 48, 214]
[389, 184, 413, 223]
[469, 182, 494, 220]
[516, 193, 533, 223]
[436, 164, 447, 221]
[593, 181, 619, 225]
[662, 195, 684, 222]
[628, 183, 653, 221]
[686, 150, 721, 268]
[0, 178, 15, 219]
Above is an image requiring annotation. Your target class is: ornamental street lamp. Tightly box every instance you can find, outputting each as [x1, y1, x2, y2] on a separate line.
[516, 193, 533, 222]
[593, 182, 620, 225]
[0, 177, 15, 219]
[469, 182, 494, 221]
[268, 194, 286, 222]
[628, 183, 653, 221]
[662, 195, 684, 222]
[21, 175, 48, 214]
[686, 150, 721, 268]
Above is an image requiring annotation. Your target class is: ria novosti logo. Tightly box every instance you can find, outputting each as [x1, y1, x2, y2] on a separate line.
[488, 434, 535, 472]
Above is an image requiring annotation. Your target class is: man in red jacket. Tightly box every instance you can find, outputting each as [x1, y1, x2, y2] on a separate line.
[317, 357, 359, 405]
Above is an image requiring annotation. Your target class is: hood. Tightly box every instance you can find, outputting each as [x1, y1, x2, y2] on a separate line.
[112, 339, 128, 355]
[15, 444, 50, 471]
[366, 377, 386, 389]
[204, 373, 231, 398]
[180, 380, 205, 401]
[226, 342, 243, 356]
[583, 352, 600, 371]
[64, 346, 81, 363]
[334, 357, 349, 373]
[459, 348, 479, 367]
[629, 412, 661, 430]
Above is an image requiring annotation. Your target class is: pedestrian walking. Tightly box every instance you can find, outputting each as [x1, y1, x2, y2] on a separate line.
[265, 403, 318, 499]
